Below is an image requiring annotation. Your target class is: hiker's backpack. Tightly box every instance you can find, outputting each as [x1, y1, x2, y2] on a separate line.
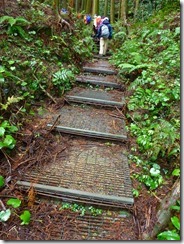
[101, 24, 109, 39]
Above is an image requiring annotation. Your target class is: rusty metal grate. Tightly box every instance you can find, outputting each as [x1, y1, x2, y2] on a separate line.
[83, 66, 116, 75]
[46, 105, 127, 141]
[76, 75, 123, 89]
[49, 212, 137, 240]
[82, 59, 117, 75]
[17, 139, 134, 207]
[65, 87, 125, 108]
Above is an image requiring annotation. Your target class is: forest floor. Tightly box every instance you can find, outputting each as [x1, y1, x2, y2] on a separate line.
[0, 0, 176, 241]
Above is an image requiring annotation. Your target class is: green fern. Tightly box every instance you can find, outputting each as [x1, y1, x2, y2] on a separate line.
[7, 25, 29, 39]
[118, 63, 154, 73]
[0, 16, 30, 26]
[0, 16, 16, 26]
[0, 16, 30, 39]
[0, 96, 23, 110]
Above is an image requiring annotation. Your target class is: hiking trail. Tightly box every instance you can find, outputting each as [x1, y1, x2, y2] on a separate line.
[15, 54, 138, 240]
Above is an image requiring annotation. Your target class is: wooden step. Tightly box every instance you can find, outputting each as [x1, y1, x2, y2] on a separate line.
[46, 105, 127, 142]
[76, 76, 123, 89]
[16, 138, 134, 208]
[17, 181, 134, 206]
[65, 86, 125, 107]
[65, 95, 124, 108]
[93, 54, 110, 60]
[83, 66, 117, 75]
[47, 124, 127, 142]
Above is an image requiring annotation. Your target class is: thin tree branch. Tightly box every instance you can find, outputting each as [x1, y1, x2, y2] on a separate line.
[1, 149, 12, 175]
[39, 84, 57, 104]
[0, 199, 6, 210]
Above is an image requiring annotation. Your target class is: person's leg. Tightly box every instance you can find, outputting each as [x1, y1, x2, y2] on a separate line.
[103, 39, 108, 55]
[99, 37, 105, 55]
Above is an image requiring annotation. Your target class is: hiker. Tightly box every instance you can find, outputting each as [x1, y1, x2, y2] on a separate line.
[93, 15, 102, 36]
[96, 17, 112, 56]
[84, 14, 92, 25]
[60, 8, 68, 15]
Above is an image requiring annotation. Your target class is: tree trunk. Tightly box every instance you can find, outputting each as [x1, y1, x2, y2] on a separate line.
[134, 0, 139, 20]
[81, 0, 86, 11]
[68, 0, 75, 8]
[92, 0, 99, 16]
[118, 0, 121, 19]
[142, 179, 180, 240]
[120, 0, 128, 25]
[53, 0, 60, 15]
[75, 0, 79, 12]
[110, 0, 115, 23]
[104, 0, 108, 17]
[62, 0, 67, 9]
[86, 0, 92, 14]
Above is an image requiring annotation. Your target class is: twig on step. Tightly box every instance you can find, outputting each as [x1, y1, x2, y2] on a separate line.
[33, 74, 57, 103]
[39, 84, 57, 104]
[13, 157, 36, 171]
[115, 107, 126, 119]
[46, 114, 61, 134]
[0, 199, 6, 210]
[109, 113, 124, 119]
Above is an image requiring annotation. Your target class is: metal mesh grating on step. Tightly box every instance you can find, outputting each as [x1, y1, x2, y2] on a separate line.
[46, 105, 127, 141]
[49, 212, 137, 240]
[17, 139, 134, 206]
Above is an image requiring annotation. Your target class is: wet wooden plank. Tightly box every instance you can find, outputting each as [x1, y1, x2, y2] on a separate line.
[83, 66, 117, 75]
[16, 181, 134, 205]
[76, 77, 122, 89]
[47, 124, 127, 141]
[65, 95, 124, 108]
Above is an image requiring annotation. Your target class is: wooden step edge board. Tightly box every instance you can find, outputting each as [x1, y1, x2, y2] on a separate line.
[16, 181, 134, 205]
[47, 124, 127, 141]
[93, 56, 110, 60]
[65, 95, 124, 108]
[76, 78, 122, 89]
[17, 182, 132, 208]
[93, 54, 110, 59]
[83, 67, 116, 75]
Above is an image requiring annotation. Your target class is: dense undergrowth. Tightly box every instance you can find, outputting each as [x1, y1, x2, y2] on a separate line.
[111, 0, 180, 187]
[110, 0, 180, 240]
[0, 0, 95, 151]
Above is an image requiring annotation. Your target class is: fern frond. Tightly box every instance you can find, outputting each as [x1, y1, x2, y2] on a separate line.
[0, 16, 30, 27]
[0, 16, 15, 26]
[0, 96, 23, 110]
